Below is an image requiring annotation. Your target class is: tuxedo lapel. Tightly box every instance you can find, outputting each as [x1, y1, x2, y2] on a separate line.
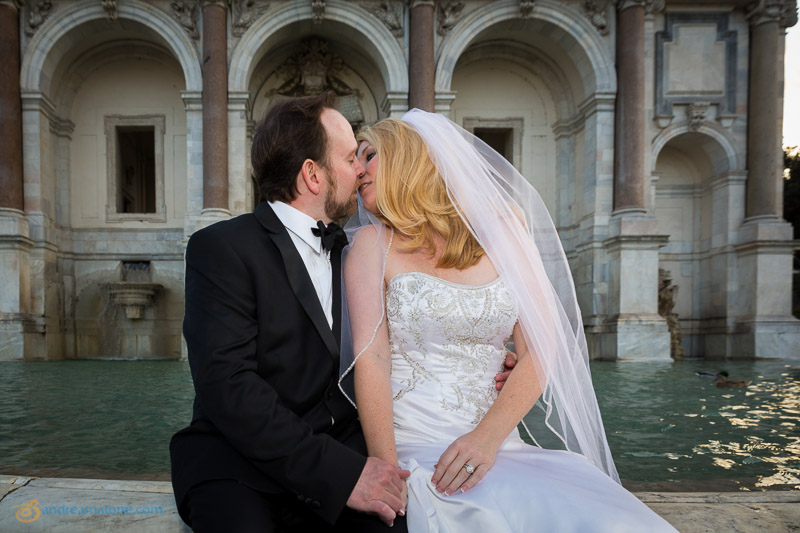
[254, 203, 340, 360]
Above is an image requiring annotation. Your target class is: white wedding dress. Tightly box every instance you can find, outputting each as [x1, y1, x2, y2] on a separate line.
[386, 271, 676, 532]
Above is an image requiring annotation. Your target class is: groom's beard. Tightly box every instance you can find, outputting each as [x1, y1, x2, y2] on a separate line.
[324, 171, 357, 221]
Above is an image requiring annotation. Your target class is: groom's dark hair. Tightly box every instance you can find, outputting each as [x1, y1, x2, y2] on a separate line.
[252, 91, 339, 204]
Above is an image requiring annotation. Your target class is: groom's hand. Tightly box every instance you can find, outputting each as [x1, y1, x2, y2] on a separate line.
[347, 457, 411, 526]
[494, 351, 517, 391]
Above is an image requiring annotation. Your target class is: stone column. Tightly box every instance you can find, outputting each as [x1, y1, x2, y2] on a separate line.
[597, 0, 670, 361]
[613, 0, 647, 214]
[745, 0, 794, 220]
[733, 0, 800, 359]
[409, 0, 435, 111]
[0, 0, 23, 210]
[201, 1, 229, 211]
[0, 0, 33, 360]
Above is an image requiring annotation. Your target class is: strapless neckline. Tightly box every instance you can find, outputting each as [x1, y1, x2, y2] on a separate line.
[386, 271, 502, 291]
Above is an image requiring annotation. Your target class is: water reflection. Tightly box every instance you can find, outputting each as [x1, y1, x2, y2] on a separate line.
[591, 360, 800, 491]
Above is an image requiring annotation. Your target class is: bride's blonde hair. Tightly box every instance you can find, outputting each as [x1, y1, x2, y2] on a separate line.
[358, 118, 485, 269]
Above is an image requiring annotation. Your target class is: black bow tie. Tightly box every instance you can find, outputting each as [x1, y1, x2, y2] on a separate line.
[311, 221, 348, 252]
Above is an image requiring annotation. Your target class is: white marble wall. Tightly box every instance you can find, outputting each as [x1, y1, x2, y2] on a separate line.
[2, 0, 796, 361]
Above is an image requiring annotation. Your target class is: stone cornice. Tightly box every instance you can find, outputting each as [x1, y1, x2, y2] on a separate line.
[50, 116, 75, 138]
[228, 90, 251, 113]
[734, 239, 799, 254]
[180, 90, 203, 111]
[20, 90, 56, 119]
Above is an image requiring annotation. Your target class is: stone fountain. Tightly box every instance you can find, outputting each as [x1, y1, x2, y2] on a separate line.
[101, 262, 162, 320]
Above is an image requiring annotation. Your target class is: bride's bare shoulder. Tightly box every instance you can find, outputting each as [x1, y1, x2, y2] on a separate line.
[348, 225, 393, 256]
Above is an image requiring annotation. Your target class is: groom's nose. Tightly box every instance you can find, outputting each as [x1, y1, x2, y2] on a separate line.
[354, 157, 365, 179]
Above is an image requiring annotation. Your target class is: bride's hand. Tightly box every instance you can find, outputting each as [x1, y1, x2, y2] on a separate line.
[431, 431, 498, 495]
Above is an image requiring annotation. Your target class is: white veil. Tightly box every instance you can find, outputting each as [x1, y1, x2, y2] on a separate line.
[338, 109, 619, 482]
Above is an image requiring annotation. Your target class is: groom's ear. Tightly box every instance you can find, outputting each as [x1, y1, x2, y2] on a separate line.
[298, 158, 322, 196]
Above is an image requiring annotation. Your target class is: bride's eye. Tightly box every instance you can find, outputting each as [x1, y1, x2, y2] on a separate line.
[366, 151, 375, 162]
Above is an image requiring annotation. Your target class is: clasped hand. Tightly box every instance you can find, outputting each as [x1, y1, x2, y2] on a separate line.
[431, 430, 499, 496]
[347, 457, 410, 527]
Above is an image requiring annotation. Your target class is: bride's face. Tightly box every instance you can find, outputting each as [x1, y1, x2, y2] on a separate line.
[356, 140, 379, 214]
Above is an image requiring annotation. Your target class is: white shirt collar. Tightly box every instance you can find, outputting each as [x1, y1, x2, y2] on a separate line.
[268, 201, 322, 254]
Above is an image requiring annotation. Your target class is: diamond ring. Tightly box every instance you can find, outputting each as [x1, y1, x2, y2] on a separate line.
[463, 463, 475, 475]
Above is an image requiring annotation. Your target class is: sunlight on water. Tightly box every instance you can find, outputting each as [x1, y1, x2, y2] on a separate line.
[587, 360, 800, 491]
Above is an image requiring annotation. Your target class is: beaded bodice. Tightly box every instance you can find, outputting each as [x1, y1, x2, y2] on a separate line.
[385, 271, 517, 443]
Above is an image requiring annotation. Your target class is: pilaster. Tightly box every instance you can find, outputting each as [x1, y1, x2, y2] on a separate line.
[228, 91, 251, 215]
[594, 215, 671, 360]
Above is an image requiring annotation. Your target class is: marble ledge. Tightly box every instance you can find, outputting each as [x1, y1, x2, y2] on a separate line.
[0, 475, 798, 532]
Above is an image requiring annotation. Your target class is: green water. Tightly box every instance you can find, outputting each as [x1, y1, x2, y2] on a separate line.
[590, 359, 800, 491]
[0, 359, 798, 491]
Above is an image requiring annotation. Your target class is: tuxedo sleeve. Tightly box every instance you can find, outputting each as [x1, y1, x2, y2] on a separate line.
[182, 227, 366, 524]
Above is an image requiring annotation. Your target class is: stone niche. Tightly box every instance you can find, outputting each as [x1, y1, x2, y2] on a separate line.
[73, 259, 183, 359]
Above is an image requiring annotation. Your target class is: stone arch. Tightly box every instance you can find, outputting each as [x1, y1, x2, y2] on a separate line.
[652, 123, 741, 176]
[20, 0, 202, 95]
[229, 0, 408, 95]
[652, 128, 744, 358]
[55, 41, 180, 117]
[435, 0, 615, 98]
[453, 40, 577, 120]
[448, 45, 564, 214]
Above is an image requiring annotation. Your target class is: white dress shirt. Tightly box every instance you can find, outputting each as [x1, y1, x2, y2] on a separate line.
[269, 201, 333, 328]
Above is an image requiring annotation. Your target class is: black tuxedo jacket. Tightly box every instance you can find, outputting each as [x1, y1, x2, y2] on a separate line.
[170, 202, 366, 525]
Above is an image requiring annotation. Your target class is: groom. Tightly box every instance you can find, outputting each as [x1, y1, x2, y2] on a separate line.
[170, 92, 409, 532]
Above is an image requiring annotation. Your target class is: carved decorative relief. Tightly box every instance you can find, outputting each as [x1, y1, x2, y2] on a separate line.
[101, 0, 117, 21]
[646, 0, 665, 13]
[170, 2, 200, 40]
[583, 0, 611, 35]
[687, 101, 710, 132]
[437, 1, 464, 36]
[364, 0, 404, 36]
[274, 39, 352, 96]
[25, 0, 52, 37]
[658, 269, 685, 359]
[312, 0, 326, 24]
[746, 0, 798, 28]
[232, 0, 269, 37]
[273, 38, 364, 126]
[520, 0, 535, 19]
[784, 1, 799, 27]
[616, 0, 665, 13]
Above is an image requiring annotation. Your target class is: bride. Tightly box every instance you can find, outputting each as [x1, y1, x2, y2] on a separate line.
[338, 110, 676, 532]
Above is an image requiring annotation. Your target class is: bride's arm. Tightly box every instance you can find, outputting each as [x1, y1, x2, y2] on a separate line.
[353, 318, 398, 465]
[431, 322, 542, 495]
[345, 227, 400, 466]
